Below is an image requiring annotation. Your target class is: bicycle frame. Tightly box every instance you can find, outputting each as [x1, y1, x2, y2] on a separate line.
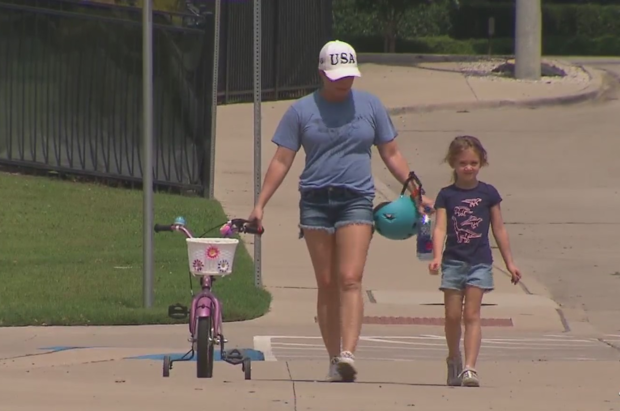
[167, 224, 223, 340]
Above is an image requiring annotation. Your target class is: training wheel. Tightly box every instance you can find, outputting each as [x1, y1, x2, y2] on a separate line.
[243, 358, 251, 380]
[163, 355, 171, 378]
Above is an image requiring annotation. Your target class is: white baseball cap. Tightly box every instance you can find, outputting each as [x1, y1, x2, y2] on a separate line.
[318, 40, 361, 81]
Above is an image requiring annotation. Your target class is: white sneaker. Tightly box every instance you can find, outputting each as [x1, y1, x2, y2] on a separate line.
[326, 357, 342, 382]
[336, 351, 357, 382]
[446, 355, 463, 386]
[460, 367, 480, 387]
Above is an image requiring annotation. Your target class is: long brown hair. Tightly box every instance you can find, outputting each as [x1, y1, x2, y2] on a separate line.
[443, 135, 488, 182]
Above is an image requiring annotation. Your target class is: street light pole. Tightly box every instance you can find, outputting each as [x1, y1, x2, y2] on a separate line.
[514, 0, 542, 80]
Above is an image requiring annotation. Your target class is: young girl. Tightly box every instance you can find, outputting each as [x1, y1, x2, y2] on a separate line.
[428, 135, 522, 388]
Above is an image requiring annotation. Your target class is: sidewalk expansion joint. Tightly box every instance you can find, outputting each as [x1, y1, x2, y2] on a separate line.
[285, 361, 298, 411]
[314, 316, 513, 327]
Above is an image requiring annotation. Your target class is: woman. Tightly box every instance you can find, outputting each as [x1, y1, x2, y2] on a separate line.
[248, 40, 434, 382]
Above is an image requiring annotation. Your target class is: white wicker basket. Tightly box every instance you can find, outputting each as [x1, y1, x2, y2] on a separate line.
[186, 238, 240, 276]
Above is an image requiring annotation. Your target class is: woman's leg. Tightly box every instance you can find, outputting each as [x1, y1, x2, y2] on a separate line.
[334, 222, 373, 355]
[333, 221, 372, 382]
[299, 194, 341, 362]
[303, 228, 340, 359]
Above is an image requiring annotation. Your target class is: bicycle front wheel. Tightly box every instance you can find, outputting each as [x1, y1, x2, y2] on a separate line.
[196, 316, 214, 378]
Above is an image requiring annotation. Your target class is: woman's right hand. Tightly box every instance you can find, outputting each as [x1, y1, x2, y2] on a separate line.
[248, 205, 264, 228]
[428, 259, 441, 275]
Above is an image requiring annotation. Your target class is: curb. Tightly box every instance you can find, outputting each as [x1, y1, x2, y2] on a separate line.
[358, 53, 609, 115]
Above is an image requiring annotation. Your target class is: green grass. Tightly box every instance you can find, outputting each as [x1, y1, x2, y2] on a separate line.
[0, 172, 271, 326]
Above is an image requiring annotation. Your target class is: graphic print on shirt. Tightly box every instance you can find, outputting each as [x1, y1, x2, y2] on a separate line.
[452, 198, 483, 244]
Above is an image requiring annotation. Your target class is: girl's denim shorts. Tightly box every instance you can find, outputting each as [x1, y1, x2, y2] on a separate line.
[440, 259, 494, 292]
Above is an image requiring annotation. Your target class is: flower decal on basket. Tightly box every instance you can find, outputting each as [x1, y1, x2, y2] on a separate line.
[217, 260, 230, 273]
[205, 246, 220, 260]
[192, 259, 204, 273]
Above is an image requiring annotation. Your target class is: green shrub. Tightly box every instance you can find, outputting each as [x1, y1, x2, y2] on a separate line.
[332, 0, 453, 41]
[350, 35, 620, 57]
[449, 3, 620, 39]
[333, 0, 620, 56]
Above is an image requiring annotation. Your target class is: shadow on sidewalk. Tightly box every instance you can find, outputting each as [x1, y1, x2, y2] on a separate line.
[256, 378, 446, 387]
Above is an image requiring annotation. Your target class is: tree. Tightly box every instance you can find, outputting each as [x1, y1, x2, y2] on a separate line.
[354, 0, 430, 52]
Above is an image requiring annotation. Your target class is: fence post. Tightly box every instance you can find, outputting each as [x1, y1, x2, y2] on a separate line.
[207, 0, 222, 199]
[224, 0, 231, 104]
[142, 0, 155, 308]
[253, 0, 263, 289]
[273, 0, 279, 100]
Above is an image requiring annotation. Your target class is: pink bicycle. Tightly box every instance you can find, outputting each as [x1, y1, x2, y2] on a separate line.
[154, 217, 264, 380]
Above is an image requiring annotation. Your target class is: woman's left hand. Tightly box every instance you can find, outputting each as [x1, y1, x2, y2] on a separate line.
[419, 195, 435, 215]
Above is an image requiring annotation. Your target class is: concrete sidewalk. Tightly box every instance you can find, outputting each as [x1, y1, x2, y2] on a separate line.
[2, 358, 619, 411]
[355, 54, 605, 113]
[214, 58, 607, 333]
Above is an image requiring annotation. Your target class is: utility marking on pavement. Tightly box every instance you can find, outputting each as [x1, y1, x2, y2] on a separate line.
[126, 349, 265, 362]
[256, 334, 618, 362]
[36, 346, 266, 362]
[252, 336, 277, 362]
[543, 334, 578, 339]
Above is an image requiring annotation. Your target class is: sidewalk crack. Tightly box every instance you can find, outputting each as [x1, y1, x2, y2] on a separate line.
[464, 75, 480, 101]
[285, 361, 298, 411]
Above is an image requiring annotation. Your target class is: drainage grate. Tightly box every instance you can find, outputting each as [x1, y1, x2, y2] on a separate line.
[314, 316, 513, 327]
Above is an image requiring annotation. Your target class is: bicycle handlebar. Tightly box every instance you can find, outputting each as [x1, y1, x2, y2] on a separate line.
[153, 217, 264, 238]
[154, 224, 174, 233]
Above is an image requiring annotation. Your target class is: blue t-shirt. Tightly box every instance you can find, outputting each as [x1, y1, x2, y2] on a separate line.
[271, 89, 397, 198]
[434, 181, 502, 266]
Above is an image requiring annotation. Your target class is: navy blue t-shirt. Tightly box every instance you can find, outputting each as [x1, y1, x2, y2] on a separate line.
[434, 181, 502, 265]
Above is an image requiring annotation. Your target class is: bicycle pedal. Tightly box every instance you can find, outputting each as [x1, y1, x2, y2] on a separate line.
[168, 303, 188, 319]
[223, 349, 244, 365]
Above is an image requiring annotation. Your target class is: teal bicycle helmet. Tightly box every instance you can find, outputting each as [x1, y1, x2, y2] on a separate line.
[373, 172, 425, 240]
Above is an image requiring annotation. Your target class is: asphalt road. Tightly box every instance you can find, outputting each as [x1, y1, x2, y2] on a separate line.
[377, 60, 620, 335]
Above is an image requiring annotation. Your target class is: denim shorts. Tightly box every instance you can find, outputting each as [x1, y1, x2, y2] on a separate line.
[298, 186, 374, 238]
[440, 259, 494, 292]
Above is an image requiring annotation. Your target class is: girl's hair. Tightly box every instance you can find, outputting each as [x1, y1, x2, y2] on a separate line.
[443, 135, 488, 182]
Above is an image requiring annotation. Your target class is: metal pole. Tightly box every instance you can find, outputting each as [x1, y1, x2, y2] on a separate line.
[253, 0, 262, 289]
[142, 0, 155, 308]
[207, 0, 221, 199]
[514, 0, 542, 80]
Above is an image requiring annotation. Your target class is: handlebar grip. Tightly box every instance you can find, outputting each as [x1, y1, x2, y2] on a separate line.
[154, 224, 173, 233]
[242, 225, 264, 235]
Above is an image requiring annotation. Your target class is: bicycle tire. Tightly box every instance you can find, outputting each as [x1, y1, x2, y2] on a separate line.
[196, 316, 214, 378]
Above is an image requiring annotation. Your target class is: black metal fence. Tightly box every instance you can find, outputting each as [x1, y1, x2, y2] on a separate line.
[0, 0, 334, 195]
[0, 0, 215, 194]
[212, 0, 334, 104]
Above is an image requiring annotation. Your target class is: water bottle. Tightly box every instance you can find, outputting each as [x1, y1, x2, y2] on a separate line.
[416, 208, 433, 261]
